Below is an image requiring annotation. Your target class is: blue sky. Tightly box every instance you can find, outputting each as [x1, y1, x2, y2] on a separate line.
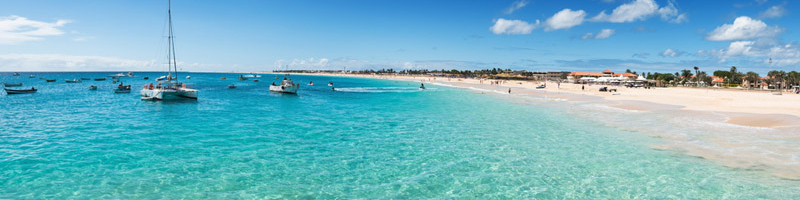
[0, 0, 797, 74]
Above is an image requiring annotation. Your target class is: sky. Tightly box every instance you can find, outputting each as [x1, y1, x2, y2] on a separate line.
[0, 0, 798, 74]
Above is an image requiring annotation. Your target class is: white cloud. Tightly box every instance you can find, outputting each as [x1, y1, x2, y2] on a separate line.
[759, 5, 787, 19]
[489, 18, 539, 35]
[660, 48, 686, 57]
[702, 40, 800, 66]
[582, 29, 616, 39]
[706, 16, 781, 41]
[504, 0, 529, 14]
[0, 15, 71, 45]
[545, 9, 586, 31]
[591, 0, 687, 23]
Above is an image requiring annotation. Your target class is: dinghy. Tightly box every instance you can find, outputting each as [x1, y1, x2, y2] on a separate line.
[5, 87, 37, 94]
[3, 82, 23, 87]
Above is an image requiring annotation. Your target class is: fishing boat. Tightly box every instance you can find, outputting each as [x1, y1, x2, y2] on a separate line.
[65, 79, 82, 83]
[46, 79, 56, 82]
[328, 82, 333, 86]
[140, 0, 198, 101]
[114, 84, 132, 93]
[228, 84, 236, 89]
[185, 75, 191, 79]
[308, 81, 314, 86]
[5, 87, 36, 94]
[3, 82, 23, 87]
[221, 77, 227, 80]
[12, 72, 20, 76]
[80, 77, 91, 80]
[94, 78, 107, 81]
[253, 79, 259, 82]
[238, 75, 248, 81]
[269, 76, 300, 94]
[89, 85, 98, 90]
[143, 76, 149, 80]
[29, 75, 35, 78]
[127, 72, 134, 77]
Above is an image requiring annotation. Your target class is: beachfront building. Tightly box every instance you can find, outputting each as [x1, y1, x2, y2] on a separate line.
[546, 71, 571, 81]
[567, 69, 639, 82]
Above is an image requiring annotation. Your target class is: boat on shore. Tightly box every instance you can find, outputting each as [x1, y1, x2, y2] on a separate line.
[269, 76, 300, 94]
[46, 79, 56, 82]
[94, 78, 107, 81]
[5, 87, 36, 94]
[3, 82, 23, 87]
[65, 79, 82, 83]
[140, 1, 198, 101]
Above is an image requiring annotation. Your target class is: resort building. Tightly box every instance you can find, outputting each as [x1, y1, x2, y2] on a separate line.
[566, 69, 639, 82]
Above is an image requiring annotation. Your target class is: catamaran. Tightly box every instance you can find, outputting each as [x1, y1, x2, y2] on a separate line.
[140, 0, 198, 101]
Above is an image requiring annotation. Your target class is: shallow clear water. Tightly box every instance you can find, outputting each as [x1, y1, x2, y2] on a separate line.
[2, 72, 799, 199]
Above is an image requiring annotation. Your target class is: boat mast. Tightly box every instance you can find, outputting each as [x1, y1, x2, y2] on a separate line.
[168, 0, 178, 82]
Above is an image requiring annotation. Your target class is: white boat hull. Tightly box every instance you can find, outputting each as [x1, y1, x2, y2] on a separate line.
[140, 88, 198, 100]
[269, 84, 299, 94]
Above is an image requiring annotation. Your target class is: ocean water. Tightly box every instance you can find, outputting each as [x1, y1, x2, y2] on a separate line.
[2, 72, 799, 199]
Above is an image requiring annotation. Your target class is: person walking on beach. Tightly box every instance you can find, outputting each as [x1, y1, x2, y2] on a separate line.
[582, 85, 584, 91]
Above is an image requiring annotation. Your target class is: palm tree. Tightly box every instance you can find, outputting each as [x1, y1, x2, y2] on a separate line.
[680, 69, 693, 85]
[693, 66, 699, 82]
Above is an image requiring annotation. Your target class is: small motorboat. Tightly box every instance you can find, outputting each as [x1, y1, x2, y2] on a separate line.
[94, 78, 107, 81]
[308, 81, 314, 86]
[109, 73, 126, 78]
[12, 72, 20, 76]
[186, 76, 191, 79]
[269, 76, 300, 94]
[46, 79, 56, 82]
[238, 75, 248, 81]
[127, 72, 134, 77]
[3, 82, 23, 87]
[114, 84, 132, 93]
[221, 77, 227, 80]
[5, 87, 37, 94]
[80, 77, 91, 80]
[253, 79, 259, 82]
[143, 76, 149, 80]
[65, 79, 82, 83]
[328, 82, 333, 86]
[89, 85, 98, 90]
[419, 83, 425, 90]
[29, 75, 35, 78]
[155, 75, 173, 81]
[228, 84, 236, 89]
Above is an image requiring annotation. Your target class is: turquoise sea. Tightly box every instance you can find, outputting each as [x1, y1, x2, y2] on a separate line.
[2, 72, 799, 199]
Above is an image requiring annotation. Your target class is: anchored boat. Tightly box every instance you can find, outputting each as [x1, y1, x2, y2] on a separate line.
[3, 82, 23, 87]
[140, 0, 198, 101]
[5, 87, 37, 94]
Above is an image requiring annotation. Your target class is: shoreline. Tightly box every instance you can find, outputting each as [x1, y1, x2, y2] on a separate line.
[288, 72, 800, 180]
[291, 72, 800, 129]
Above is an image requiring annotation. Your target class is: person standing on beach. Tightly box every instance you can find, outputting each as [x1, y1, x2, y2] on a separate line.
[508, 88, 511, 94]
[582, 85, 584, 91]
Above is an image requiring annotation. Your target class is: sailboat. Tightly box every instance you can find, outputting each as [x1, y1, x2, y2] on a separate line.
[140, 0, 198, 101]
